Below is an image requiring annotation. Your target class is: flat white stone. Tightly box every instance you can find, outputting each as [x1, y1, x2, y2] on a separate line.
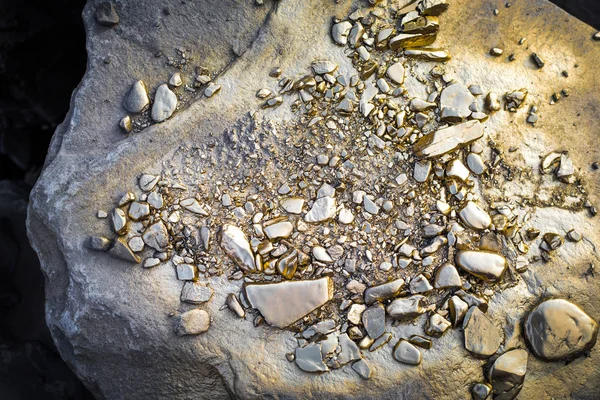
[264, 220, 293, 239]
[181, 282, 213, 304]
[143, 221, 169, 251]
[128, 201, 150, 221]
[128, 236, 144, 252]
[459, 201, 491, 230]
[305, 197, 336, 223]
[312, 60, 338, 74]
[386, 62, 405, 84]
[331, 21, 352, 45]
[245, 277, 333, 328]
[446, 159, 470, 181]
[219, 225, 256, 272]
[467, 153, 485, 175]
[414, 161, 432, 182]
[434, 263, 461, 288]
[338, 207, 355, 224]
[180, 198, 209, 216]
[440, 83, 475, 119]
[414, 120, 484, 158]
[456, 251, 507, 282]
[139, 174, 159, 191]
[280, 197, 305, 214]
[347, 304, 366, 325]
[151, 84, 177, 122]
[176, 264, 196, 281]
[312, 246, 333, 263]
[363, 196, 380, 215]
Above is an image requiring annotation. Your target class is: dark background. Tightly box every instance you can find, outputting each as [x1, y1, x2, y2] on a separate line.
[0, 0, 598, 399]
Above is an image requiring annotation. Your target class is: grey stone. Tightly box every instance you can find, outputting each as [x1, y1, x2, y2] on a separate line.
[245, 277, 333, 328]
[456, 251, 507, 282]
[219, 224, 255, 272]
[176, 309, 210, 336]
[96, 2, 119, 26]
[364, 278, 405, 305]
[524, 299, 598, 361]
[487, 349, 528, 400]
[151, 84, 177, 122]
[123, 80, 149, 113]
[351, 359, 372, 380]
[181, 282, 213, 304]
[393, 340, 421, 365]
[295, 344, 328, 372]
[362, 303, 386, 339]
[463, 307, 503, 358]
[387, 295, 427, 320]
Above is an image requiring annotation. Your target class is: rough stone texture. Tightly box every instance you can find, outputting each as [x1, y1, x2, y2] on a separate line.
[26, 0, 600, 399]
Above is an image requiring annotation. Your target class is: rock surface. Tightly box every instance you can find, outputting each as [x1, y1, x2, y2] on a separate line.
[524, 299, 599, 361]
[26, 0, 600, 399]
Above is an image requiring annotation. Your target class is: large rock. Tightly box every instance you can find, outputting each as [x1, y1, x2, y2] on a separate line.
[27, 0, 600, 399]
[524, 299, 598, 361]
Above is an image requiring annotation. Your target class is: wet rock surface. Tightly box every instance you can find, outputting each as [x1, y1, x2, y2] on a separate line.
[25, 0, 600, 399]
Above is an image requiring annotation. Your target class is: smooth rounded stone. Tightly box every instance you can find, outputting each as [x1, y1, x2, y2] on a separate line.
[331, 21, 352, 45]
[467, 153, 486, 175]
[364, 278, 405, 305]
[123, 80, 149, 113]
[264, 220, 293, 239]
[459, 201, 491, 230]
[386, 295, 427, 320]
[440, 83, 475, 119]
[151, 84, 177, 122]
[338, 207, 355, 224]
[414, 120, 484, 158]
[312, 246, 333, 263]
[244, 277, 333, 328]
[96, 2, 119, 26]
[347, 303, 366, 325]
[393, 340, 422, 366]
[176, 309, 210, 336]
[305, 196, 336, 223]
[181, 282, 213, 304]
[446, 159, 470, 181]
[456, 250, 507, 282]
[280, 197, 305, 214]
[449, 295, 469, 326]
[147, 191, 164, 209]
[409, 274, 433, 294]
[434, 263, 462, 288]
[362, 303, 386, 339]
[219, 224, 256, 272]
[414, 160, 432, 182]
[487, 349, 528, 400]
[142, 221, 169, 251]
[524, 299, 599, 361]
[471, 383, 492, 400]
[463, 306, 503, 358]
[386, 62, 405, 85]
[351, 359, 372, 380]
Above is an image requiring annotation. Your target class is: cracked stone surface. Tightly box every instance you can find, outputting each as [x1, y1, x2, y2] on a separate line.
[27, 0, 600, 399]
